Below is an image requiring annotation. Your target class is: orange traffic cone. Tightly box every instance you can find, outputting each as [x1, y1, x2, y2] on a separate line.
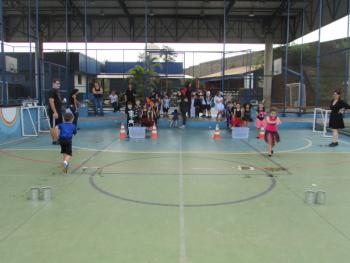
[119, 123, 126, 139]
[151, 124, 158, 140]
[259, 127, 265, 140]
[213, 124, 221, 140]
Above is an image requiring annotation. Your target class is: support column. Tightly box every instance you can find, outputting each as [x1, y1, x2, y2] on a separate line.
[263, 33, 273, 110]
[0, 0, 6, 105]
[346, 0, 350, 103]
[347, 50, 350, 103]
[35, 0, 42, 104]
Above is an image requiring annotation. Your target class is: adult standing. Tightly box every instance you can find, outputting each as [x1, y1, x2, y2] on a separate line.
[185, 81, 192, 118]
[179, 87, 189, 128]
[92, 82, 104, 116]
[124, 83, 136, 113]
[329, 90, 350, 147]
[48, 79, 62, 145]
[69, 88, 80, 128]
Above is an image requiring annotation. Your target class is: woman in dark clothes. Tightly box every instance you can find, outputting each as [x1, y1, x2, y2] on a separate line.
[329, 90, 350, 147]
[69, 89, 80, 127]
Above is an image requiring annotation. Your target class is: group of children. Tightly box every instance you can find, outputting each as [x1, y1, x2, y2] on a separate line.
[56, 93, 281, 173]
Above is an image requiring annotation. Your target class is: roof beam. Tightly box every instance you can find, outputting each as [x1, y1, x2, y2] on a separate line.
[57, 0, 82, 16]
[117, 0, 131, 18]
[225, 0, 237, 17]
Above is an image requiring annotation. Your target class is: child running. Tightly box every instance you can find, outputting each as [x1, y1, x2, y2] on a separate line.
[265, 108, 281, 157]
[57, 112, 77, 173]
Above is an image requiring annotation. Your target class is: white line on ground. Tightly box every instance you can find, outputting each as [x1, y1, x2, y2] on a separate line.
[178, 137, 187, 263]
[277, 138, 313, 153]
[0, 137, 30, 146]
[339, 139, 350, 146]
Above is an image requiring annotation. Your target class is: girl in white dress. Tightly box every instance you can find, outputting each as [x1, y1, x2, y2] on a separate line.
[214, 91, 225, 122]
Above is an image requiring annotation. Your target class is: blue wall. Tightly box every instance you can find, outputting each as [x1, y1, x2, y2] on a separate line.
[105, 62, 183, 75]
[0, 106, 52, 144]
[0, 107, 22, 144]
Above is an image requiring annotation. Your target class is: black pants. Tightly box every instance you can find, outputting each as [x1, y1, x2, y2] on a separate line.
[111, 102, 119, 112]
[48, 111, 62, 127]
[180, 101, 189, 125]
[60, 139, 73, 156]
[195, 106, 201, 118]
[70, 107, 79, 127]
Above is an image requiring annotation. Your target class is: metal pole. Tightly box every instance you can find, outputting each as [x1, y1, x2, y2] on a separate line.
[28, 0, 33, 99]
[144, 0, 148, 97]
[299, 0, 306, 114]
[35, 0, 41, 104]
[283, 0, 291, 114]
[221, 0, 226, 93]
[84, 0, 88, 96]
[0, 0, 6, 105]
[345, 0, 350, 103]
[192, 52, 194, 78]
[316, 0, 323, 107]
[122, 49, 125, 79]
[95, 49, 97, 74]
[65, 0, 69, 94]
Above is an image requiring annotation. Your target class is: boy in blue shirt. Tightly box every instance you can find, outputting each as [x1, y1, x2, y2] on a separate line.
[57, 112, 77, 173]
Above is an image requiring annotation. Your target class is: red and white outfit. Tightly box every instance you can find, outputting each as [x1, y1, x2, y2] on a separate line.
[255, 110, 266, 129]
[264, 116, 281, 145]
[231, 109, 243, 127]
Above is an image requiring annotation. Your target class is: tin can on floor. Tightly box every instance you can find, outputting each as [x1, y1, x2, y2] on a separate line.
[30, 187, 40, 201]
[316, 190, 326, 205]
[41, 187, 52, 201]
[304, 190, 316, 205]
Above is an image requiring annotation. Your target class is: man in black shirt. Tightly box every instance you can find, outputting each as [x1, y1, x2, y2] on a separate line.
[48, 79, 62, 144]
[124, 83, 136, 113]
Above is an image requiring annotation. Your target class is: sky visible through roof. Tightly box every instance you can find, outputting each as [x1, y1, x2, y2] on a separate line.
[3, 15, 350, 68]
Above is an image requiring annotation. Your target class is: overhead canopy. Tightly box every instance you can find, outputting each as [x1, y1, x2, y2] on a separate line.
[199, 65, 262, 80]
[97, 73, 194, 79]
[2, 1, 348, 44]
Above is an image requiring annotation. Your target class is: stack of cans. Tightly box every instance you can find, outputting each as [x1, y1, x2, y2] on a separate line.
[304, 190, 326, 205]
[30, 186, 53, 201]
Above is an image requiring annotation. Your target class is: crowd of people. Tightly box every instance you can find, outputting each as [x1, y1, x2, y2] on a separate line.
[46, 78, 350, 171]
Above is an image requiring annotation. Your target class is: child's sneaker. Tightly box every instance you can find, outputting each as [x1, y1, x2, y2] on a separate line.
[63, 161, 69, 173]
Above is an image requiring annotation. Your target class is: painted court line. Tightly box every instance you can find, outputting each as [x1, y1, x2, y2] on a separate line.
[339, 139, 350, 146]
[4, 147, 350, 155]
[0, 137, 31, 147]
[277, 138, 312, 153]
[178, 137, 187, 263]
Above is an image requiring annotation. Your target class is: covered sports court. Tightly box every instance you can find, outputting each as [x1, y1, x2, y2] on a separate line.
[1, 126, 350, 262]
[1, 1, 350, 263]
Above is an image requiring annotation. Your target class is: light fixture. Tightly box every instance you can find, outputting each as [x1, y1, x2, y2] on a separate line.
[149, 10, 154, 16]
[100, 9, 105, 16]
[200, 9, 205, 17]
[248, 11, 255, 17]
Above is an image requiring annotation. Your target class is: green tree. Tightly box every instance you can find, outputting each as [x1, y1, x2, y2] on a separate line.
[128, 54, 161, 97]
[159, 45, 177, 91]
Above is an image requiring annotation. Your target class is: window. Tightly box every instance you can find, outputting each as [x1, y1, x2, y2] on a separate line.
[77, 75, 82, 85]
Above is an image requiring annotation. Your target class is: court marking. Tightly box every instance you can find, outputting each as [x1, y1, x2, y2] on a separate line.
[89, 156, 277, 207]
[240, 139, 292, 175]
[339, 139, 350, 146]
[0, 137, 32, 147]
[178, 137, 187, 263]
[4, 147, 350, 155]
